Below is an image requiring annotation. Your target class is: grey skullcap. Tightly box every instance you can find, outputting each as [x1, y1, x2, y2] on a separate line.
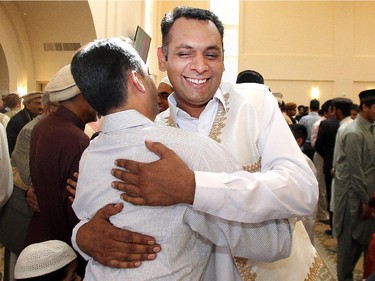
[359, 89, 375, 103]
[14, 240, 77, 279]
[45, 64, 81, 103]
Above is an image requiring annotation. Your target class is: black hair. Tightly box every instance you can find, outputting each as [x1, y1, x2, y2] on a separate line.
[236, 70, 264, 84]
[310, 99, 320, 111]
[289, 124, 307, 145]
[333, 99, 352, 117]
[351, 103, 360, 112]
[161, 6, 224, 57]
[360, 100, 375, 111]
[71, 37, 144, 116]
[320, 99, 333, 113]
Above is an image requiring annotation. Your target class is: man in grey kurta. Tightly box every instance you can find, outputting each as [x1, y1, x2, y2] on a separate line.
[333, 89, 375, 281]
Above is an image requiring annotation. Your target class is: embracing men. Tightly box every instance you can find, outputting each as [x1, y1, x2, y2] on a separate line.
[71, 6, 318, 281]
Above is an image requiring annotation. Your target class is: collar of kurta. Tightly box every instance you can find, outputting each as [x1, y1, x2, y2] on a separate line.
[55, 105, 86, 131]
[101, 110, 153, 133]
[167, 86, 227, 120]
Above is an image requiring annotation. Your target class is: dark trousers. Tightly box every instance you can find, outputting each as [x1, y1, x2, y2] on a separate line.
[325, 172, 333, 228]
[337, 204, 365, 281]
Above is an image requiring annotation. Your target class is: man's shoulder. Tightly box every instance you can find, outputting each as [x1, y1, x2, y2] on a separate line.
[21, 116, 41, 132]
[220, 82, 269, 100]
[219, 82, 272, 118]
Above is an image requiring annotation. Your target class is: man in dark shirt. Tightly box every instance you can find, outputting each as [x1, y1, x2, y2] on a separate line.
[6, 92, 43, 154]
[24, 64, 97, 277]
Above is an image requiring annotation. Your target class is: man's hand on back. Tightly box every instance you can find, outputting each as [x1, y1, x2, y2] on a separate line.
[76, 203, 161, 268]
[111, 140, 196, 206]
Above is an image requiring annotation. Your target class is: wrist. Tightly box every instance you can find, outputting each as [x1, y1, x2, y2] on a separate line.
[184, 170, 196, 205]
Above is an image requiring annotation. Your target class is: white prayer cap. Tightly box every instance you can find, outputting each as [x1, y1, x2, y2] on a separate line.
[14, 240, 77, 279]
[45, 64, 81, 103]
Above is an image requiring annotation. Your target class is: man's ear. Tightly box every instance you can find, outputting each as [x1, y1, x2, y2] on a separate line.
[157, 47, 167, 71]
[297, 137, 304, 147]
[130, 71, 146, 93]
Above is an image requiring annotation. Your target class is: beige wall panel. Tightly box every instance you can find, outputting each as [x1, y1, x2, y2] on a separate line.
[89, 0, 144, 38]
[353, 2, 375, 57]
[352, 82, 375, 104]
[240, 2, 334, 56]
[0, 2, 33, 93]
[266, 80, 334, 108]
[17, 1, 96, 84]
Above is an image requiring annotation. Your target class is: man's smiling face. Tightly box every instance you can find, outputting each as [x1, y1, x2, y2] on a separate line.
[158, 17, 225, 117]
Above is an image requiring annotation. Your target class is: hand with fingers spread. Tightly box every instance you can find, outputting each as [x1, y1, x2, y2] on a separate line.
[26, 185, 40, 212]
[111, 140, 195, 206]
[76, 203, 161, 268]
[67, 172, 79, 203]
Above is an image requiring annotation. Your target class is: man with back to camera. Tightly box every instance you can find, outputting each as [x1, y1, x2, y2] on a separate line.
[73, 6, 319, 280]
[299, 99, 321, 160]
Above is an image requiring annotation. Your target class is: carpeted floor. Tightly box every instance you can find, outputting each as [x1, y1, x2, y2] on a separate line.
[314, 222, 363, 281]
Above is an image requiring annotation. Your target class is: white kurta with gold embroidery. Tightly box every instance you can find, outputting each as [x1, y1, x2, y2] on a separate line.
[156, 82, 321, 281]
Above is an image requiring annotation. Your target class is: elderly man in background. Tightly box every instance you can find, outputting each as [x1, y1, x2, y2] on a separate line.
[6, 92, 43, 155]
[24, 65, 97, 278]
[0, 93, 59, 281]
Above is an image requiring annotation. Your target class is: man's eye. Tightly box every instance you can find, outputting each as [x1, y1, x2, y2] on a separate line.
[178, 52, 191, 58]
[206, 53, 219, 59]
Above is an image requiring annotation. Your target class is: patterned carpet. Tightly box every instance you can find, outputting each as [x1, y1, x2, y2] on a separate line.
[314, 222, 363, 281]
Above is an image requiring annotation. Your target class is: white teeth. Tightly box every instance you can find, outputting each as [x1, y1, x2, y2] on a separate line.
[186, 78, 207, 85]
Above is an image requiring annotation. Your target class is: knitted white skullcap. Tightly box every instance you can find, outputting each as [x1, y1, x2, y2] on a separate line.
[45, 64, 81, 103]
[160, 76, 172, 87]
[14, 240, 77, 279]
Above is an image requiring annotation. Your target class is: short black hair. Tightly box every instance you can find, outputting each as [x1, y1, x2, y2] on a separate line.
[320, 99, 333, 113]
[333, 98, 352, 117]
[71, 38, 144, 116]
[351, 103, 360, 112]
[161, 6, 224, 57]
[289, 124, 307, 145]
[310, 99, 320, 111]
[236, 70, 264, 84]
